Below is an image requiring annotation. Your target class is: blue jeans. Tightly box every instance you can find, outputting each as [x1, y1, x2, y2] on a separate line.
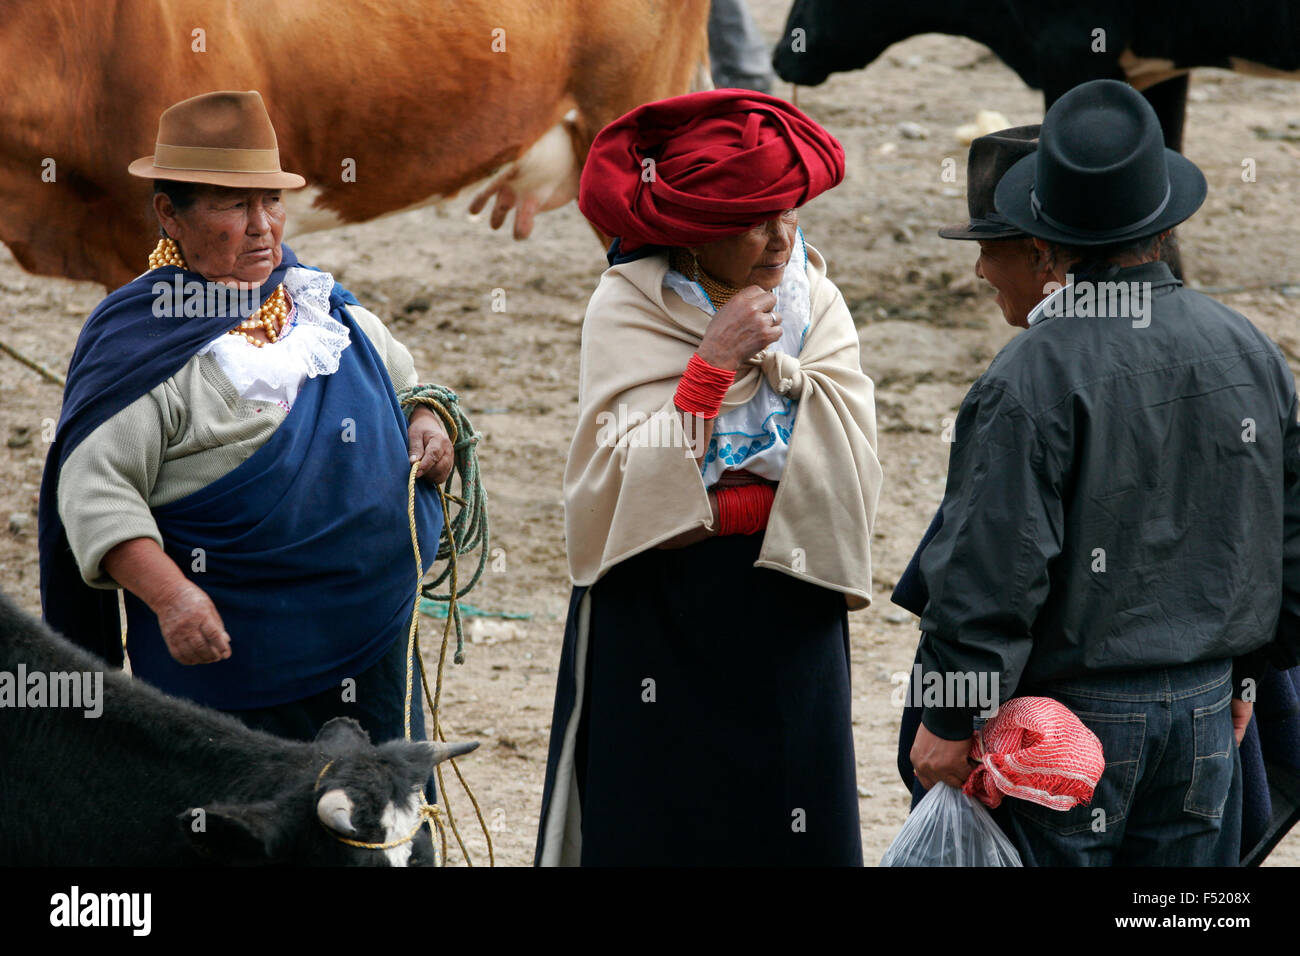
[995, 658, 1242, 866]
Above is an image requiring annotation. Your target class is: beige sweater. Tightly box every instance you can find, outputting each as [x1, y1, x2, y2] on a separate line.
[58, 305, 417, 588]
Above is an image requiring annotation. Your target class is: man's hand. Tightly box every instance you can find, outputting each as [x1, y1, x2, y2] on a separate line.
[155, 581, 231, 665]
[910, 722, 978, 790]
[1231, 699, 1253, 746]
[408, 406, 453, 484]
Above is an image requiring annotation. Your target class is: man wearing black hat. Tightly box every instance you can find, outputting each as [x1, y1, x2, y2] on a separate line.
[894, 125, 1050, 810]
[909, 79, 1300, 865]
[937, 125, 1050, 329]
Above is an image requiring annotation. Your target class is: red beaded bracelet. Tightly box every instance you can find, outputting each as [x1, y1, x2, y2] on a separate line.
[674, 353, 735, 419]
[715, 482, 776, 536]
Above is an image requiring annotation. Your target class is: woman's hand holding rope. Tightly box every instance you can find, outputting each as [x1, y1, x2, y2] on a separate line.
[407, 406, 454, 484]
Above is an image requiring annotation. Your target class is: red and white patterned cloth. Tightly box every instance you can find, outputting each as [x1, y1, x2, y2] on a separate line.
[963, 697, 1106, 811]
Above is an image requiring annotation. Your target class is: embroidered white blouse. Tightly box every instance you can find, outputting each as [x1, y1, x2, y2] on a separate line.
[196, 266, 353, 411]
[663, 228, 811, 487]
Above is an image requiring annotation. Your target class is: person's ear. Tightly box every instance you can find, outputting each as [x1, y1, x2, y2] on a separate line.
[154, 193, 180, 240]
[1030, 237, 1056, 275]
[1024, 238, 1043, 269]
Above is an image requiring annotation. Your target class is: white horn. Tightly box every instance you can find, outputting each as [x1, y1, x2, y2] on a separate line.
[316, 788, 356, 835]
[429, 740, 480, 765]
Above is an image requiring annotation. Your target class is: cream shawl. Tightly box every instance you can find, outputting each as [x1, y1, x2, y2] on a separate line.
[563, 242, 883, 609]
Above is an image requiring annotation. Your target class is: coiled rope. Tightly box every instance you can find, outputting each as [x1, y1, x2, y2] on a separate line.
[404, 383, 490, 666]
[398, 384, 494, 867]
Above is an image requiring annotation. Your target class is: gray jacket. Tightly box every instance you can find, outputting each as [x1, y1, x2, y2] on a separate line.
[918, 260, 1300, 739]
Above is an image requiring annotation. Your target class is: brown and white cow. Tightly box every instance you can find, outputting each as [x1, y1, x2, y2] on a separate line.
[0, 0, 710, 288]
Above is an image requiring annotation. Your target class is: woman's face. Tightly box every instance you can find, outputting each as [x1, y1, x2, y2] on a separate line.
[691, 210, 798, 291]
[154, 186, 286, 285]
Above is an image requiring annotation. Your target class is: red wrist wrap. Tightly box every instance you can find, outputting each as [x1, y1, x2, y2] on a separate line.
[715, 483, 776, 536]
[674, 353, 735, 419]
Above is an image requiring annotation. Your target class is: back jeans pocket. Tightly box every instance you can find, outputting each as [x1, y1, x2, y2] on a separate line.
[1012, 709, 1145, 836]
[1184, 692, 1235, 819]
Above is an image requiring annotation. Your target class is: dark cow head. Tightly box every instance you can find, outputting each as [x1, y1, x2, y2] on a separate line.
[179, 718, 477, 866]
[774, 0, 916, 85]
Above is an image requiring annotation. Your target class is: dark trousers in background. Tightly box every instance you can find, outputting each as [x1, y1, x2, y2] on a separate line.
[709, 0, 775, 92]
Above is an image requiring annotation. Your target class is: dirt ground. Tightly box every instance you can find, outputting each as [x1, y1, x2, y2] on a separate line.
[3, 1, 1298, 866]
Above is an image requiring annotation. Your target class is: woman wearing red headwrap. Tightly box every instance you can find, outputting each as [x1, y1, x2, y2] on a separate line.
[534, 91, 883, 866]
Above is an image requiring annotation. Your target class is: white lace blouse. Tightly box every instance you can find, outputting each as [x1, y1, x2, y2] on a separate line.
[196, 266, 351, 410]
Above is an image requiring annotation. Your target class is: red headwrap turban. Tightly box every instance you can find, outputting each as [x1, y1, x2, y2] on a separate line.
[579, 89, 846, 253]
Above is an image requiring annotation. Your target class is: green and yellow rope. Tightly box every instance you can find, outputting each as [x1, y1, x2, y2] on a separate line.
[399, 384, 494, 867]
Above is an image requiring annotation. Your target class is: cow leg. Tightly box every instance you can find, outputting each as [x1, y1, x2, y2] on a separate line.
[1039, 59, 1189, 281]
[1143, 74, 1189, 153]
[1140, 75, 1190, 279]
[1028, 7, 1130, 109]
[567, 0, 712, 248]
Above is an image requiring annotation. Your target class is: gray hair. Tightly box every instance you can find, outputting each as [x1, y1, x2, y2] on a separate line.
[1041, 232, 1172, 278]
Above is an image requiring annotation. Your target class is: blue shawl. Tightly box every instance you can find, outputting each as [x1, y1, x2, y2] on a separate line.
[605, 237, 666, 268]
[37, 246, 442, 708]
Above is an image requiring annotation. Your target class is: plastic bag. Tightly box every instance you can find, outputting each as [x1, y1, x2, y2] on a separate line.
[880, 782, 1023, 867]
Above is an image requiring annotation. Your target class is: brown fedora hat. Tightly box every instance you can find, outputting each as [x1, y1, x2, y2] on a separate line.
[128, 90, 306, 189]
[938, 125, 1040, 240]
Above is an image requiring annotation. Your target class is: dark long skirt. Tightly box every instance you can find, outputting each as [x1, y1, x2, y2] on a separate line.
[219, 631, 428, 748]
[535, 533, 862, 866]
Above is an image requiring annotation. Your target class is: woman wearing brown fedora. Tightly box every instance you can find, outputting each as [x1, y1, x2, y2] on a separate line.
[38, 91, 453, 768]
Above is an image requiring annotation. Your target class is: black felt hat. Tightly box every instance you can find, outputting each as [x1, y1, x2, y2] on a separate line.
[938, 125, 1040, 240]
[994, 79, 1206, 246]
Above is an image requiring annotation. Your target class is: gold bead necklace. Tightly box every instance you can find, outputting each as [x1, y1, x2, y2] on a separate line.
[147, 237, 291, 348]
[147, 236, 187, 270]
[670, 247, 742, 309]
